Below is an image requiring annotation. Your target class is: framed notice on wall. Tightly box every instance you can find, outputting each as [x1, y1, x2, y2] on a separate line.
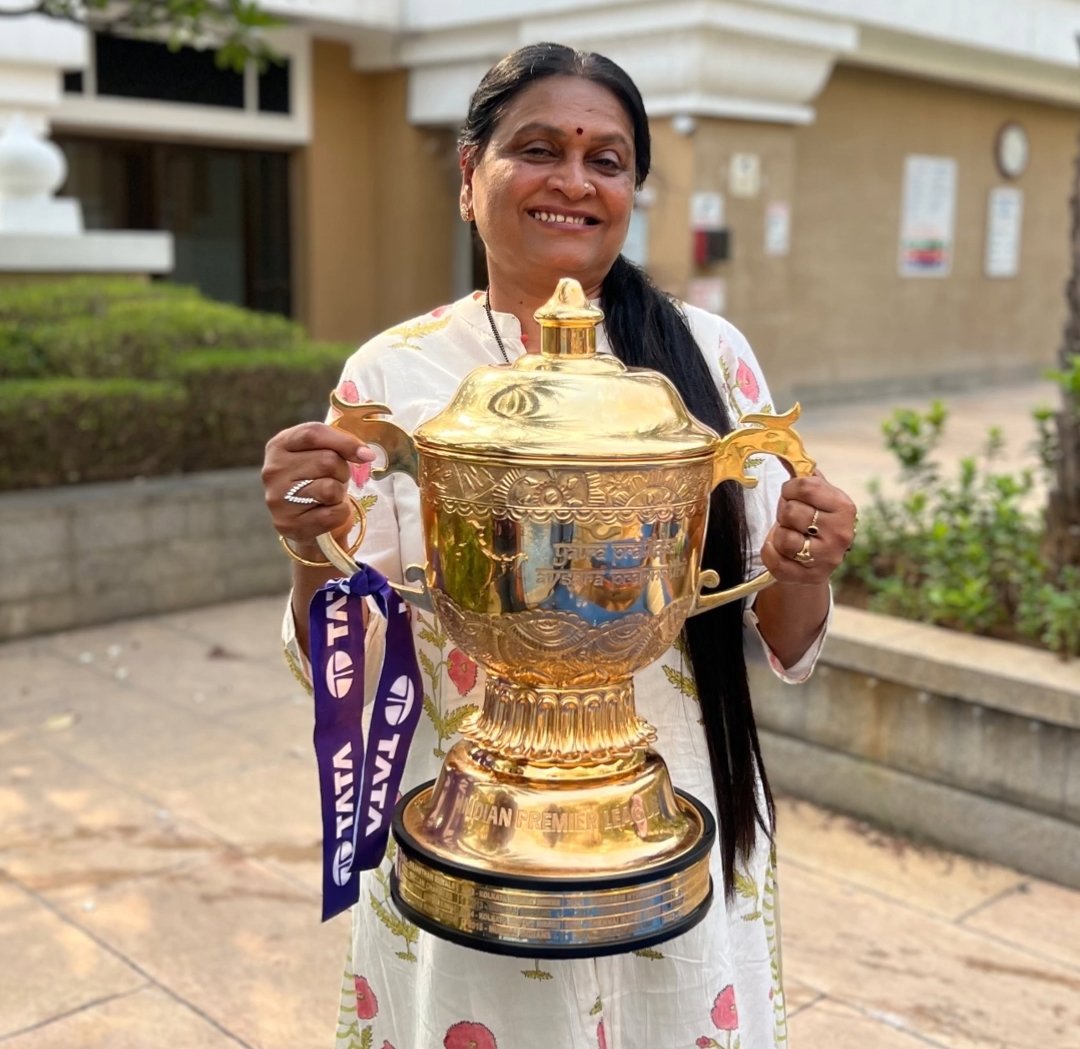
[898, 155, 957, 278]
[984, 187, 1023, 278]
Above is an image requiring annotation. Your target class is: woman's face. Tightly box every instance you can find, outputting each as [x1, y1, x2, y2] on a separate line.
[461, 76, 637, 298]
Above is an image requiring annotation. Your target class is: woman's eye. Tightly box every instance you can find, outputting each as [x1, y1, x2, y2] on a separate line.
[591, 155, 624, 172]
[523, 145, 556, 158]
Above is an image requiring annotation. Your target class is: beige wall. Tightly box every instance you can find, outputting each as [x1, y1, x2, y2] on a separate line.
[646, 65, 1077, 406]
[296, 41, 457, 344]
[785, 65, 1076, 403]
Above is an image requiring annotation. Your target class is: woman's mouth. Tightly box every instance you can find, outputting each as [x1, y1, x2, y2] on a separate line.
[528, 210, 599, 227]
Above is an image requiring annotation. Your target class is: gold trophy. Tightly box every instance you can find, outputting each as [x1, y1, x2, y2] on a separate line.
[318, 279, 815, 957]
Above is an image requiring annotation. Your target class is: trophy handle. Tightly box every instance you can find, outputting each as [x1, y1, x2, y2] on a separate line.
[314, 396, 434, 611]
[691, 404, 817, 615]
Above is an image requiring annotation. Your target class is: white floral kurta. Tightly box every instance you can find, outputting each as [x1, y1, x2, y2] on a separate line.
[284, 291, 829, 1049]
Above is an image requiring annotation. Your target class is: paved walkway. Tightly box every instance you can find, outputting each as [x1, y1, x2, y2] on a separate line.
[1, 380, 1077, 1049]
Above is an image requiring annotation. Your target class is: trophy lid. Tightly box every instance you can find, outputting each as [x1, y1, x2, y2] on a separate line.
[415, 279, 718, 461]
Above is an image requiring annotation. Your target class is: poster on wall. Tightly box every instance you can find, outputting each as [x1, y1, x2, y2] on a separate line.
[765, 202, 791, 257]
[898, 155, 957, 278]
[984, 187, 1023, 278]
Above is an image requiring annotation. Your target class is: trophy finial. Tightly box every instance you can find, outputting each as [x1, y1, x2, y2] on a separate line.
[534, 278, 605, 358]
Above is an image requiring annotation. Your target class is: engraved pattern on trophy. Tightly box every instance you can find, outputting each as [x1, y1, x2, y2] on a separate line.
[424, 459, 713, 523]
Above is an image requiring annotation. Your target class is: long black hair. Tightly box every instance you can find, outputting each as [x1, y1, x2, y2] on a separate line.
[459, 42, 774, 898]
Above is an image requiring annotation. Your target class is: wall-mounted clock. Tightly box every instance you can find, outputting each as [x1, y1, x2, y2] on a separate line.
[995, 122, 1029, 179]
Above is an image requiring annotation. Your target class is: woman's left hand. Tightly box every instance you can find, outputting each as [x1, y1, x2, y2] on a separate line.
[760, 472, 858, 585]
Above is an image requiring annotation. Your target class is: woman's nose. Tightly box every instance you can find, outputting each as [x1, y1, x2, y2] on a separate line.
[548, 160, 596, 200]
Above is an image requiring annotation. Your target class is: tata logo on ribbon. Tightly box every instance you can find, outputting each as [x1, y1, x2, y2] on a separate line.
[325, 650, 354, 699]
[323, 593, 354, 699]
[384, 674, 415, 726]
[331, 740, 356, 886]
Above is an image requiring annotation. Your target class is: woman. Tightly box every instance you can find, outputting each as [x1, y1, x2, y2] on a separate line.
[263, 42, 856, 1049]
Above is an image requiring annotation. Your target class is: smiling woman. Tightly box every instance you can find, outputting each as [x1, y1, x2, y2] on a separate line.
[259, 40, 856, 1049]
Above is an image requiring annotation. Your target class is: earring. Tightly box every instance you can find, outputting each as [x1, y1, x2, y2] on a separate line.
[460, 203, 473, 221]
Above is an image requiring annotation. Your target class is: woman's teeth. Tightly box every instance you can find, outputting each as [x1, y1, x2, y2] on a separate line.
[531, 211, 590, 225]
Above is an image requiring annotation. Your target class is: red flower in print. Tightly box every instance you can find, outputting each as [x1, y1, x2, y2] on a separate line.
[710, 984, 738, 1031]
[380, 1043, 396, 1049]
[696, 1039, 713, 1048]
[447, 648, 478, 696]
[734, 359, 760, 402]
[338, 380, 361, 405]
[597, 1019, 608, 1049]
[354, 975, 378, 1020]
[444, 1021, 497, 1049]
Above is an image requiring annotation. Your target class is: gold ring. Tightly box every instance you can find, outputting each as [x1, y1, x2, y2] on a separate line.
[806, 508, 821, 537]
[793, 537, 815, 566]
[279, 496, 367, 568]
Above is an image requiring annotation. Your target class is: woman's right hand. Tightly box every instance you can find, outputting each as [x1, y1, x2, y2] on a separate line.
[262, 422, 377, 552]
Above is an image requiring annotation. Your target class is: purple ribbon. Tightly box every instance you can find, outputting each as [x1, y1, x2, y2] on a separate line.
[308, 565, 423, 921]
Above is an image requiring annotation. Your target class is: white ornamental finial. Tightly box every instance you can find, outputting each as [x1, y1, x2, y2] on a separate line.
[0, 114, 68, 201]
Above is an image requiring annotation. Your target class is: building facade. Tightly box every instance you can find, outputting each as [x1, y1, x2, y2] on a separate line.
[2, 0, 1079, 403]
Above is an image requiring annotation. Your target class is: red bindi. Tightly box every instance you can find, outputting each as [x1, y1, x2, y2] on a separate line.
[576, 127, 583, 135]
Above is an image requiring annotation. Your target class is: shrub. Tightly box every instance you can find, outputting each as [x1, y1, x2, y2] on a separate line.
[6, 297, 303, 380]
[0, 276, 198, 324]
[0, 379, 186, 489]
[172, 342, 350, 471]
[835, 401, 1079, 658]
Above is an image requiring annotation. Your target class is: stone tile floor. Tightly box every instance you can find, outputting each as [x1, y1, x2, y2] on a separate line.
[1, 380, 1075, 1048]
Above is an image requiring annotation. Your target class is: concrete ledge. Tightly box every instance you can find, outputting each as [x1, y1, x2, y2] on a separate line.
[753, 605, 1080, 888]
[760, 730, 1080, 890]
[0, 469, 289, 640]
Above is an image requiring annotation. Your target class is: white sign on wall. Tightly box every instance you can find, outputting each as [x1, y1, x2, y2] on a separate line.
[729, 154, 761, 198]
[690, 192, 725, 231]
[765, 202, 791, 257]
[984, 187, 1023, 278]
[898, 155, 957, 278]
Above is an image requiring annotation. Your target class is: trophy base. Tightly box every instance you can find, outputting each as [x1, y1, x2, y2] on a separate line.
[390, 778, 716, 958]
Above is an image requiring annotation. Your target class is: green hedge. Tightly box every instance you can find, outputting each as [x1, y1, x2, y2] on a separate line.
[0, 379, 186, 489]
[174, 343, 351, 471]
[0, 279, 354, 491]
[1, 297, 304, 379]
[0, 277, 199, 324]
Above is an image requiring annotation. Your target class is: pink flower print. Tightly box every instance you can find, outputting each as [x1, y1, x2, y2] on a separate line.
[447, 648, 479, 696]
[444, 1021, 497, 1049]
[350, 459, 372, 487]
[430, 303, 452, 318]
[597, 1019, 608, 1049]
[710, 984, 739, 1031]
[696, 1039, 713, 1049]
[354, 975, 378, 1020]
[381, 1043, 396, 1049]
[734, 359, 760, 403]
[338, 379, 361, 405]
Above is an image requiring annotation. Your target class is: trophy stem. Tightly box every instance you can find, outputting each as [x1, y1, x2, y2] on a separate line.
[460, 677, 657, 767]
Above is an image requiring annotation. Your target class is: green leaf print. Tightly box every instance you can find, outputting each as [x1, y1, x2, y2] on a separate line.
[418, 649, 437, 680]
[589, 997, 603, 1016]
[418, 625, 444, 648]
[521, 959, 554, 981]
[741, 911, 762, 922]
[369, 890, 419, 961]
[633, 946, 665, 960]
[359, 1027, 373, 1049]
[444, 704, 479, 736]
[662, 664, 698, 700]
[358, 494, 378, 512]
[733, 868, 758, 901]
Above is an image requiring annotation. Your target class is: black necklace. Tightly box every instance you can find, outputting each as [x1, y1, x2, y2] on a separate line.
[482, 287, 511, 364]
